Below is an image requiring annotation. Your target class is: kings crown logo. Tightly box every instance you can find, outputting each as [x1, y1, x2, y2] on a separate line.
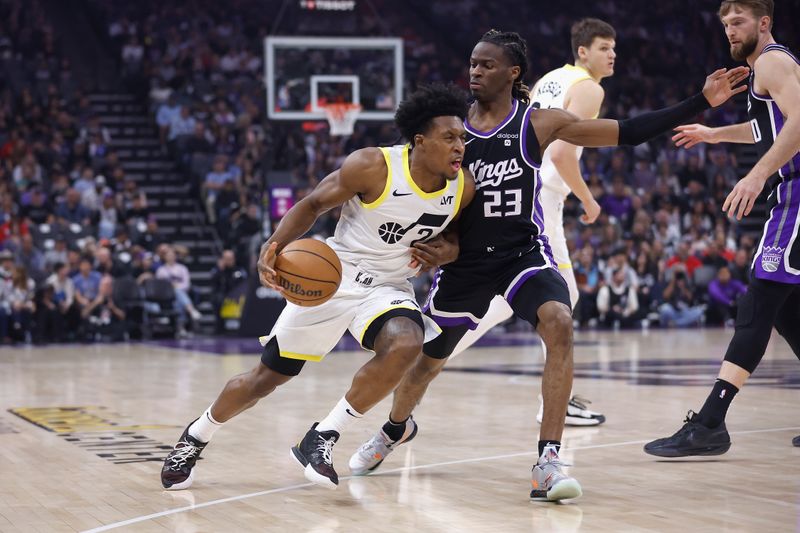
[761, 245, 784, 273]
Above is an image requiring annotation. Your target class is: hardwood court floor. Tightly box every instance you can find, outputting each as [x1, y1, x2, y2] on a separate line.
[1, 329, 799, 532]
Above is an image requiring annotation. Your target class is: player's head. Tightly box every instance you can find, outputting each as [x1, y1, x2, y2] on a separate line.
[395, 83, 468, 180]
[571, 18, 616, 79]
[470, 30, 530, 104]
[719, 0, 774, 61]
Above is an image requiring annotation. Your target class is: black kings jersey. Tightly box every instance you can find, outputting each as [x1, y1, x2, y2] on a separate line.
[748, 43, 800, 182]
[456, 98, 550, 263]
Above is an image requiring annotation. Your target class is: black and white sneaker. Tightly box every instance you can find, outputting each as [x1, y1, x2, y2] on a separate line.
[644, 411, 731, 458]
[161, 420, 207, 490]
[291, 423, 340, 490]
[537, 395, 606, 426]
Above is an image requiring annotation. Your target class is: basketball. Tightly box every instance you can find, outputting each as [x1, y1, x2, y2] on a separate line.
[274, 238, 342, 306]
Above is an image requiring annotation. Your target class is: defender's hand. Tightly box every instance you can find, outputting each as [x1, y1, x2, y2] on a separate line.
[702, 67, 749, 107]
[673, 123, 717, 149]
[409, 235, 459, 271]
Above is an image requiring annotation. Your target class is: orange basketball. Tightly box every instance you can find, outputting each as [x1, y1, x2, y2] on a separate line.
[274, 238, 342, 306]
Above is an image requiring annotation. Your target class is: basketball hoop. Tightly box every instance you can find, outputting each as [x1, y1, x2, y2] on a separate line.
[322, 103, 361, 136]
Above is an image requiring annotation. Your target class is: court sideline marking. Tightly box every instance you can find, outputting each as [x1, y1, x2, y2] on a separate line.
[81, 425, 800, 532]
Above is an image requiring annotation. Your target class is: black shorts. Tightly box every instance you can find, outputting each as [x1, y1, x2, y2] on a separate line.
[422, 250, 570, 358]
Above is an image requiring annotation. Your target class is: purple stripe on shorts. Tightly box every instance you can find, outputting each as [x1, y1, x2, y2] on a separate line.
[506, 266, 547, 303]
[421, 269, 442, 313]
[772, 101, 800, 177]
[429, 313, 480, 330]
[755, 178, 800, 284]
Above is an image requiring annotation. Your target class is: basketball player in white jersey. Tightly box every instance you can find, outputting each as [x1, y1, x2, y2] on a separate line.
[446, 19, 618, 426]
[160, 84, 475, 490]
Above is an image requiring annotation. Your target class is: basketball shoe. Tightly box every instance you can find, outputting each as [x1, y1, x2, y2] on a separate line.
[530, 444, 582, 501]
[643, 411, 731, 457]
[792, 435, 799, 447]
[537, 395, 606, 426]
[349, 416, 418, 475]
[291, 423, 340, 489]
[161, 419, 207, 490]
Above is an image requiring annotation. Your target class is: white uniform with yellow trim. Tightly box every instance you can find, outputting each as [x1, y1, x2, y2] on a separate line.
[260, 144, 464, 362]
[533, 63, 597, 306]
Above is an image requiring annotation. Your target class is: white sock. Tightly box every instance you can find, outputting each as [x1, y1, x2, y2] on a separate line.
[188, 406, 223, 443]
[316, 396, 363, 434]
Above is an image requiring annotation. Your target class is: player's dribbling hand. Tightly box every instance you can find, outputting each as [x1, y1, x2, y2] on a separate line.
[672, 123, 717, 149]
[701, 66, 750, 107]
[409, 235, 459, 272]
[723, 172, 767, 220]
[257, 242, 284, 293]
[580, 198, 601, 224]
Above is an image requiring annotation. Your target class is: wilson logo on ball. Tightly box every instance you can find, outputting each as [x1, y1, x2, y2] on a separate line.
[278, 277, 323, 298]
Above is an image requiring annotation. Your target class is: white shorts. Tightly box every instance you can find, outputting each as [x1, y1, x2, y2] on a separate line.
[540, 186, 571, 269]
[259, 262, 441, 362]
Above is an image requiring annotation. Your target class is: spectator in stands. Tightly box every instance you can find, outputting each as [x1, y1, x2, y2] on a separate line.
[597, 268, 640, 329]
[20, 186, 52, 225]
[659, 265, 706, 327]
[707, 266, 747, 326]
[210, 249, 247, 333]
[46, 261, 78, 337]
[81, 275, 126, 341]
[34, 283, 60, 344]
[203, 156, 234, 223]
[665, 241, 702, 277]
[0, 250, 15, 283]
[168, 106, 196, 144]
[72, 255, 102, 318]
[1, 265, 36, 343]
[602, 175, 634, 226]
[574, 247, 601, 326]
[82, 175, 112, 215]
[15, 234, 45, 284]
[95, 246, 128, 278]
[729, 248, 751, 284]
[55, 188, 91, 226]
[156, 246, 202, 325]
[156, 93, 181, 147]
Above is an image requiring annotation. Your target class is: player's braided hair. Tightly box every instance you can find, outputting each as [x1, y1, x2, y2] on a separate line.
[479, 30, 531, 104]
[394, 83, 469, 146]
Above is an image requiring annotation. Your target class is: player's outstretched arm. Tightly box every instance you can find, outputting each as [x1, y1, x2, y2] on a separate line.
[257, 148, 385, 289]
[533, 67, 750, 151]
[723, 53, 800, 220]
[673, 122, 755, 149]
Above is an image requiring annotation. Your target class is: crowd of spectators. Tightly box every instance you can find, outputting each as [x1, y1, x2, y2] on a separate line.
[4, 0, 798, 340]
[0, 0, 210, 343]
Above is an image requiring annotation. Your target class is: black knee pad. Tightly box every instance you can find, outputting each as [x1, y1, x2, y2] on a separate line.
[724, 278, 786, 373]
[260, 336, 306, 377]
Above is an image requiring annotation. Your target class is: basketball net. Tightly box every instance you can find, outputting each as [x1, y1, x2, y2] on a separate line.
[322, 103, 361, 136]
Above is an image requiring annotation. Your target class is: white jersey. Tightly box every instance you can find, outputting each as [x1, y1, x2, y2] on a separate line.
[532, 64, 596, 197]
[328, 144, 464, 285]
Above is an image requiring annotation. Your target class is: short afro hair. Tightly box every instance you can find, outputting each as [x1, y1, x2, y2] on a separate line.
[394, 83, 469, 146]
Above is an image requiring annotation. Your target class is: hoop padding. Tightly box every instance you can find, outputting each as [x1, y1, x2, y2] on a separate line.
[323, 103, 361, 136]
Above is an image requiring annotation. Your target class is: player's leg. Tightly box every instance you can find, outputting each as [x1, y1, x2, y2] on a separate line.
[450, 295, 513, 356]
[161, 296, 353, 489]
[644, 277, 793, 457]
[350, 270, 492, 475]
[348, 324, 468, 475]
[505, 266, 581, 501]
[771, 286, 800, 446]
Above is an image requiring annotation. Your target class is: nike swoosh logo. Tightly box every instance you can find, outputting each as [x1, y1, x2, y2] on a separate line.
[345, 408, 360, 418]
[392, 190, 413, 197]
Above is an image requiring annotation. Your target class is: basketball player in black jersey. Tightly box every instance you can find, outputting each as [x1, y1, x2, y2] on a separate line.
[646, 0, 800, 457]
[349, 31, 748, 500]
